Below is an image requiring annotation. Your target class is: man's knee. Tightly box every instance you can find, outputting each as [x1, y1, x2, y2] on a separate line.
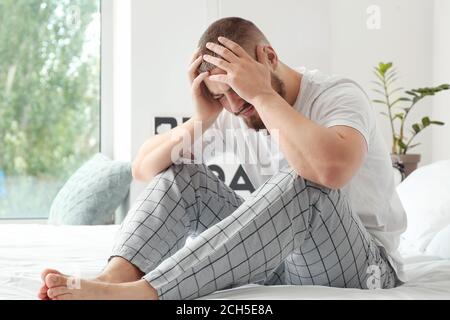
[160, 163, 208, 178]
[276, 166, 333, 194]
[150, 163, 216, 191]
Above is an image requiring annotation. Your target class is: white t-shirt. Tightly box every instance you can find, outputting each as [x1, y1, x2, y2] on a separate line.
[198, 67, 407, 281]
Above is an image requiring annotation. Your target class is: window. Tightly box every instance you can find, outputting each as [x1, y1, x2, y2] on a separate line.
[0, 0, 101, 219]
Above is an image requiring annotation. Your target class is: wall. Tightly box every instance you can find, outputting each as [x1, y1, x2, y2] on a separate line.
[216, 0, 332, 72]
[330, 0, 434, 164]
[111, 0, 447, 204]
[432, 0, 450, 162]
[128, 0, 214, 200]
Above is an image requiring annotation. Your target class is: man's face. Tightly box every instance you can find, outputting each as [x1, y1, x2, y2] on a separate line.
[203, 68, 285, 131]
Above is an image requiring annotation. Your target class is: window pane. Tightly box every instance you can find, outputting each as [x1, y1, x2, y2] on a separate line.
[0, 0, 101, 219]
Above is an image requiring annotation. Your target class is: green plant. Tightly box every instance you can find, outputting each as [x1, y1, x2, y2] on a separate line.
[372, 62, 449, 154]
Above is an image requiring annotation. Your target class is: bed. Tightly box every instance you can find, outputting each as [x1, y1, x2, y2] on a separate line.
[1, 224, 449, 300]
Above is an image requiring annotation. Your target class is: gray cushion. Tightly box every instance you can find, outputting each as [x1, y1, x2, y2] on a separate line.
[48, 153, 132, 225]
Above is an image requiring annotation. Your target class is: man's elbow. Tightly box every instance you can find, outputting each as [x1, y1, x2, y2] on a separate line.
[293, 165, 348, 190]
[319, 164, 354, 190]
[132, 161, 147, 182]
[319, 172, 347, 190]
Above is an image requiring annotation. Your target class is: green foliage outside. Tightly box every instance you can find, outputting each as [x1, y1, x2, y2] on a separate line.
[0, 0, 100, 218]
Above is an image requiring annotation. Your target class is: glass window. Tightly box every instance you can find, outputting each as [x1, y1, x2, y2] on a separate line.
[0, 0, 101, 219]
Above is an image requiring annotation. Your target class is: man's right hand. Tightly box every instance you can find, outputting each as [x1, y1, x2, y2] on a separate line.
[189, 48, 223, 126]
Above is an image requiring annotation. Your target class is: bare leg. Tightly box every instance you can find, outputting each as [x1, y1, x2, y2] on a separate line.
[96, 257, 144, 283]
[38, 257, 143, 300]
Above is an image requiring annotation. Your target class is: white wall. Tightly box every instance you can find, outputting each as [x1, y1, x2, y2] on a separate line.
[217, 0, 332, 72]
[330, 0, 434, 165]
[128, 0, 211, 200]
[432, 0, 450, 162]
[111, 0, 449, 204]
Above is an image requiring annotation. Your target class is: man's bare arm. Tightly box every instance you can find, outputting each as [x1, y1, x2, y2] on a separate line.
[204, 37, 366, 189]
[132, 49, 223, 183]
[253, 93, 367, 189]
[132, 117, 204, 182]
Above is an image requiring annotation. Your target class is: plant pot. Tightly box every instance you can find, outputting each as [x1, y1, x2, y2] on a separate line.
[390, 153, 421, 178]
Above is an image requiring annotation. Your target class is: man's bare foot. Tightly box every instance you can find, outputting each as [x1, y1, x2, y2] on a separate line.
[38, 268, 61, 300]
[38, 257, 144, 300]
[44, 273, 158, 300]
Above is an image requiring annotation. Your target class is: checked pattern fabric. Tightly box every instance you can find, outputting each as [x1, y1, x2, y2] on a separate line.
[110, 163, 397, 299]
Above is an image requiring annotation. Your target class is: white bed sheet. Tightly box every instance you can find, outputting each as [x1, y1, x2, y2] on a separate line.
[0, 224, 449, 300]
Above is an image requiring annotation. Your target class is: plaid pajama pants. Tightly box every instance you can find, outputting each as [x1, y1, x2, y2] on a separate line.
[110, 163, 397, 300]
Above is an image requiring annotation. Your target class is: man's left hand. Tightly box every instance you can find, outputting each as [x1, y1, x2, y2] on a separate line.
[203, 36, 277, 105]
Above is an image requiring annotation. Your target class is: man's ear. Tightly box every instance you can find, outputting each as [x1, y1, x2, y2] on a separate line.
[263, 46, 278, 70]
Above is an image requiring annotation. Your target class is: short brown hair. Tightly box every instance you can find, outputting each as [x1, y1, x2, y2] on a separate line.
[198, 17, 270, 72]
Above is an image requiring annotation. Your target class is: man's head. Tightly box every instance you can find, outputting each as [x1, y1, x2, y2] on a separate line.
[197, 17, 286, 130]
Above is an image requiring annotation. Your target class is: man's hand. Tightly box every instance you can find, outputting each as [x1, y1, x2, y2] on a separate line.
[189, 48, 223, 125]
[203, 37, 277, 106]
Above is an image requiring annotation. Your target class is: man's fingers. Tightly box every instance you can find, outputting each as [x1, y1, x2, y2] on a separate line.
[208, 74, 228, 84]
[217, 36, 249, 58]
[205, 42, 237, 63]
[203, 55, 230, 71]
[188, 55, 203, 82]
[192, 71, 209, 91]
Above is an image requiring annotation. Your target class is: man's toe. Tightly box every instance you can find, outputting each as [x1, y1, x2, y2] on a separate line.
[47, 286, 70, 299]
[45, 273, 68, 288]
[41, 268, 61, 282]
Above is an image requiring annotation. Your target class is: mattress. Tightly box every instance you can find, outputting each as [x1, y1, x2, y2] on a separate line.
[0, 224, 449, 300]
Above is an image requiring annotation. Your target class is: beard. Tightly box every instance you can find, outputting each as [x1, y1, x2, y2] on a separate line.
[244, 72, 286, 131]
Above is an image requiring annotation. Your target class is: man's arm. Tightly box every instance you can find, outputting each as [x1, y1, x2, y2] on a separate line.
[132, 117, 202, 182]
[133, 49, 223, 183]
[253, 92, 367, 189]
[204, 37, 366, 189]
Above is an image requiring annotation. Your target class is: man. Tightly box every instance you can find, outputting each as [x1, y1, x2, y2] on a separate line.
[38, 17, 406, 300]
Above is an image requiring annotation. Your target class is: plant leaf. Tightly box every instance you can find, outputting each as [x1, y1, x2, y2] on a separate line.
[422, 117, 431, 127]
[409, 85, 450, 99]
[371, 80, 384, 88]
[405, 90, 418, 97]
[386, 77, 398, 86]
[378, 62, 393, 75]
[372, 99, 387, 105]
[408, 143, 421, 150]
[372, 89, 385, 96]
[397, 139, 408, 151]
[391, 97, 411, 107]
[389, 87, 404, 96]
[386, 71, 397, 82]
[373, 71, 384, 82]
[385, 71, 396, 80]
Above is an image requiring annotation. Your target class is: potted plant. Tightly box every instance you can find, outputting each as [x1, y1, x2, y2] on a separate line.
[372, 62, 449, 177]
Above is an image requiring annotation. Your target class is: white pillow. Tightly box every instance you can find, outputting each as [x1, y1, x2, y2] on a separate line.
[426, 225, 450, 259]
[396, 160, 450, 253]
